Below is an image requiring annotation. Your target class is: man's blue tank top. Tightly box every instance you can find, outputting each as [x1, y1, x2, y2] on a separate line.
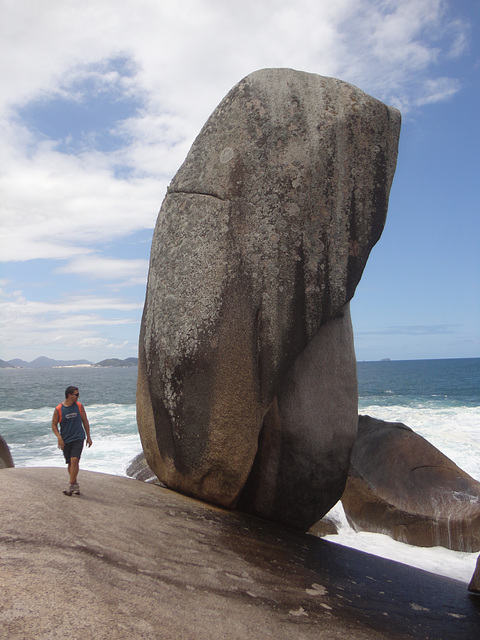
[56, 402, 86, 444]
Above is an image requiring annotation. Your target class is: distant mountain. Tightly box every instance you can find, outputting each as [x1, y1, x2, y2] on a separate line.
[6, 358, 29, 368]
[3, 356, 138, 368]
[95, 358, 138, 367]
[31, 356, 93, 368]
[5, 357, 93, 368]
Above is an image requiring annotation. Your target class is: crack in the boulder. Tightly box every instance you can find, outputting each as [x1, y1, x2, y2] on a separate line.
[168, 189, 226, 202]
[411, 465, 458, 473]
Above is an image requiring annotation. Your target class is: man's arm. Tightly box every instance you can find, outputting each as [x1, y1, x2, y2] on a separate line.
[52, 408, 64, 450]
[80, 405, 92, 447]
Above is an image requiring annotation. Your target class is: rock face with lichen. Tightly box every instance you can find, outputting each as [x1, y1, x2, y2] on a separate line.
[342, 415, 480, 552]
[137, 68, 400, 528]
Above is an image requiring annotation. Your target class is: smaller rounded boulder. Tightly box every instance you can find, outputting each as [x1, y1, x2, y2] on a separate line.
[0, 435, 14, 469]
[341, 415, 480, 552]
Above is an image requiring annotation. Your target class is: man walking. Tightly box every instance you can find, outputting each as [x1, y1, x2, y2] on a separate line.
[52, 386, 92, 495]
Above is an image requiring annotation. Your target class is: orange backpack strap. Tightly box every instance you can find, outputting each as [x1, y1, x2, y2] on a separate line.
[55, 404, 63, 420]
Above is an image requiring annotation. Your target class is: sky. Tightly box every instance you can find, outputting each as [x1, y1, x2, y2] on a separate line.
[0, 0, 479, 363]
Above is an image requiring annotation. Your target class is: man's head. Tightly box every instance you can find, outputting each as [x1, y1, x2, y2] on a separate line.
[65, 386, 79, 400]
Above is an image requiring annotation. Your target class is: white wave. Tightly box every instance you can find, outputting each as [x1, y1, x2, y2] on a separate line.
[323, 503, 477, 585]
[358, 403, 480, 481]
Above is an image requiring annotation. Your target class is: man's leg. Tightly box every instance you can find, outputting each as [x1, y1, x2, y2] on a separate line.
[63, 443, 74, 495]
[64, 441, 83, 495]
[68, 457, 80, 485]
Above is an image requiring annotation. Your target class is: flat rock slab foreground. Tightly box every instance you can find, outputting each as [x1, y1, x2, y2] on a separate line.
[1, 468, 478, 640]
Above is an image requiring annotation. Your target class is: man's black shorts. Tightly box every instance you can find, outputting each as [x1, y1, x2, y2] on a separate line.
[63, 439, 84, 464]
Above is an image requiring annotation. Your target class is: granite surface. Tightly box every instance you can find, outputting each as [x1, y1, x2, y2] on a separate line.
[1, 467, 478, 639]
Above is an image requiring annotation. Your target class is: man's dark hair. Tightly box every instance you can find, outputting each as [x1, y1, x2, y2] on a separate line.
[65, 386, 78, 399]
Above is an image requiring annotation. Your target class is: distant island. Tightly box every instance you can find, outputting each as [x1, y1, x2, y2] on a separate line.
[94, 358, 138, 368]
[0, 356, 138, 369]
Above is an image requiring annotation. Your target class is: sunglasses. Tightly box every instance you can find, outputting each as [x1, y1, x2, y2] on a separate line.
[72, 392, 80, 396]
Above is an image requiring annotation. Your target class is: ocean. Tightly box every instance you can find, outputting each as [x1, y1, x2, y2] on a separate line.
[1, 358, 479, 585]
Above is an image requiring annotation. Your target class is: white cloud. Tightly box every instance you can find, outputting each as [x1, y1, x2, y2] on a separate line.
[415, 76, 461, 105]
[0, 0, 472, 360]
[328, 0, 467, 108]
[0, 288, 141, 321]
[0, 127, 161, 262]
[57, 257, 149, 287]
[0, 287, 141, 360]
[1, 2, 469, 263]
[356, 324, 460, 336]
[76, 337, 130, 351]
[1, 0, 467, 118]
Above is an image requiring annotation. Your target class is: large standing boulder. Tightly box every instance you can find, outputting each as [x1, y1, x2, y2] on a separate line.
[137, 68, 400, 525]
[342, 415, 480, 552]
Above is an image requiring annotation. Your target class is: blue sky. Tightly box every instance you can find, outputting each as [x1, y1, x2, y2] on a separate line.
[0, 0, 478, 363]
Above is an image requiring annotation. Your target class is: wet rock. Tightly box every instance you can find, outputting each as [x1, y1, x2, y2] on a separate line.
[137, 68, 400, 523]
[126, 452, 163, 485]
[0, 435, 14, 468]
[342, 415, 480, 552]
[1, 467, 478, 640]
[308, 517, 339, 538]
[469, 555, 480, 594]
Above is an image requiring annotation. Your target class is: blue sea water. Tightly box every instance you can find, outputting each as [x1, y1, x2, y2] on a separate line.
[0, 366, 141, 474]
[356, 358, 480, 481]
[1, 358, 479, 583]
